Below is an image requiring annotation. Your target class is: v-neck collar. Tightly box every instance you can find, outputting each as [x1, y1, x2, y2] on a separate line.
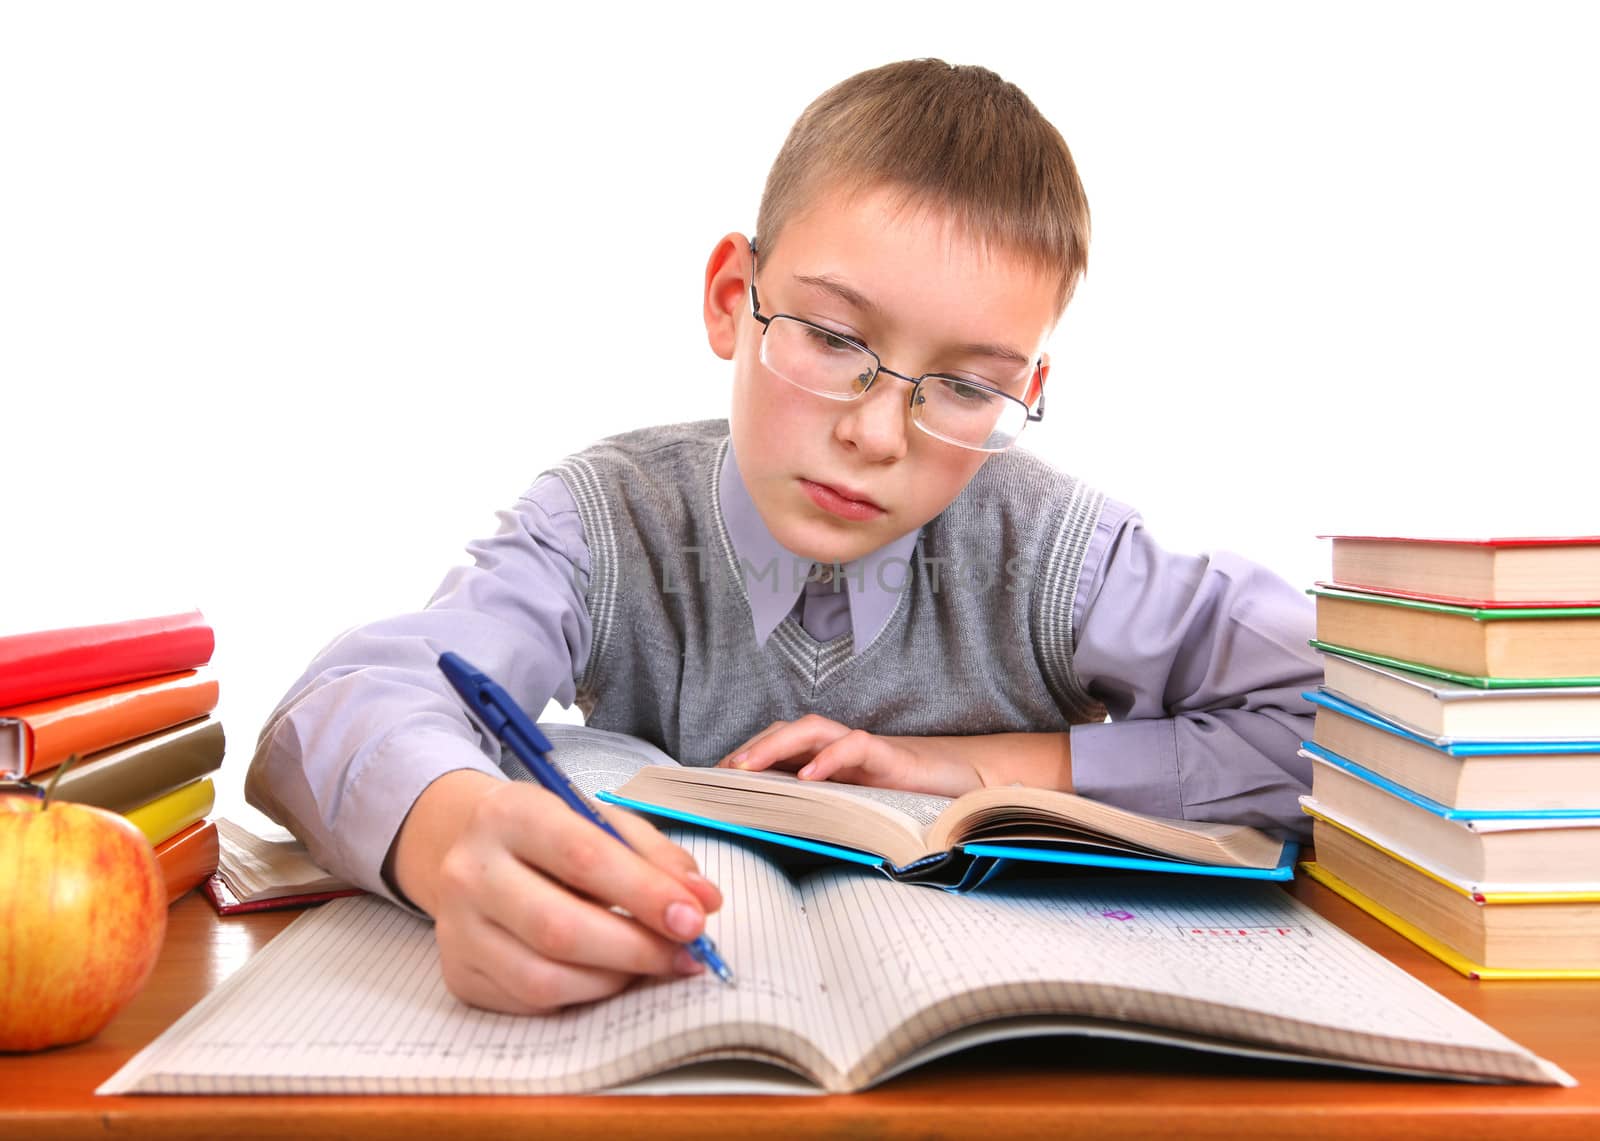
[714, 440, 922, 658]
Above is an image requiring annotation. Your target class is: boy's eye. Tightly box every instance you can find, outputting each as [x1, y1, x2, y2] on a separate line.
[938, 378, 1000, 404]
[803, 325, 863, 354]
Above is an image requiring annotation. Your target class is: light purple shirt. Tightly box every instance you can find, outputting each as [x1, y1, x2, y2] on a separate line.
[247, 444, 1320, 907]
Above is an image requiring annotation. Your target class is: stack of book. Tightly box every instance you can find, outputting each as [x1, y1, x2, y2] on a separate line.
[1298, 535, 1600, 979]
[0, 611, 226, 904]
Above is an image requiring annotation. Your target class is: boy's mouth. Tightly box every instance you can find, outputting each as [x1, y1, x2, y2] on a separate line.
[799, 478, 886, 522]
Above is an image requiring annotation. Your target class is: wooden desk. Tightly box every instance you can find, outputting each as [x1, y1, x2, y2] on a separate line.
[4, 877, 1597, 1140]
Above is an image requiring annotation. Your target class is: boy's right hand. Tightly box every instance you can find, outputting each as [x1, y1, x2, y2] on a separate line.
[387, 770, 722, 1015]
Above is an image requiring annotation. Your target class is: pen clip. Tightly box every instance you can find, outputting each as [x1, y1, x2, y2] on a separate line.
[469, 685, 513, 737]
[438, 652, 509, 735]
[438, 652, 552, 756]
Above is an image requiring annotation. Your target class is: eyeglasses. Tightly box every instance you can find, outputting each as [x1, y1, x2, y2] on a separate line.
[747, 241, 1045, 453]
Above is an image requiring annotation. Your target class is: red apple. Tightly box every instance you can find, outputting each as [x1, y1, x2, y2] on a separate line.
[0, 790, 167, 1051]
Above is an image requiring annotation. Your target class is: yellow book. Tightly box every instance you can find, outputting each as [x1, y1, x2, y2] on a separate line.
[1303, 802, 1600, 902]
[1301, 861, 1600, 980]
[124, 776, 216, 847]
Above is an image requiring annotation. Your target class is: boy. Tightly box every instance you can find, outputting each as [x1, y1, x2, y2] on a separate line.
[248, 59, 1320, 1017]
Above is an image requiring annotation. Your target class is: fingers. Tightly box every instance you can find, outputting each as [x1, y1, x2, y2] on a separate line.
[602, 803, 723, 913]
[721, 715, 851, 773]
[730, 723, 919, 789]
[716, 720, 795, 768]
[795, 728, 918, 788]
[429, 782, 720, 1015]
[488, 786, 715, 947]
[790, 728, 878, 782]
[436, 900, 640, 1015]
[490, 851, 702, 974]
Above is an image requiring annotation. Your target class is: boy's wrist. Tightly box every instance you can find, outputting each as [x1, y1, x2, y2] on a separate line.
[895, 731, 1074, 794]
[387, 769, 503, 917]
[971, 731, 1073, 792]
[888, 731, 1074, 796]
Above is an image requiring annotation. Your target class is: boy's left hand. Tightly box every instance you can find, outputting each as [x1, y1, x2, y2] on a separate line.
[715, 715, 984, 798]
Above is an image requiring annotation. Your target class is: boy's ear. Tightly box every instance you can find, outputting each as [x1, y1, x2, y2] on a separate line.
[703, 233, 751, 362]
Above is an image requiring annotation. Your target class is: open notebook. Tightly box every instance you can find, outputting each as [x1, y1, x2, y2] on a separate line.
[101, 825, 1569, 1094]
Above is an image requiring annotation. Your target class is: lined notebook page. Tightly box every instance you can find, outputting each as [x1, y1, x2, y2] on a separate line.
[103, 848, 1571, 1094]
[101, 833, 847, 1095]
[801, 872, 1571, 1087]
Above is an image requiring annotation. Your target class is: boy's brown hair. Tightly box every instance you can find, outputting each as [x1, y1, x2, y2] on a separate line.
[755, 59, 1091, 316]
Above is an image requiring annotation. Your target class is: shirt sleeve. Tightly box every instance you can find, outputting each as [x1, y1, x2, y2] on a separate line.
[1065, 500, 1320, 839]
[244, 475, 594, 911]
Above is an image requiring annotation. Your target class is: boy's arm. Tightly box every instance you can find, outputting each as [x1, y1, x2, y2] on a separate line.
[246, 477, 593, 905]
[247, 477, 720, 1012]
[720, 717, 1070, 797]
[1061, 501, 1319, 837]
[723, 501, 1318, 837]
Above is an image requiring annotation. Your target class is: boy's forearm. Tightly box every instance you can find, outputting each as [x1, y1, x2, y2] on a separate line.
[890, 731, 1074, 794]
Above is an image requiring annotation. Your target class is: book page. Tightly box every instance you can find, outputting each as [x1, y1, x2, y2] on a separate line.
[0, 717, 24, 778]
[812, 780, 953, 829]
[504, 724, 682, 800]
[932, 787, 1285, 868]
[101, 831, 851, 1095]
[214, 817, 353, 899]
[614, 767, 937, 866]
[801, 871, 1567, 1087]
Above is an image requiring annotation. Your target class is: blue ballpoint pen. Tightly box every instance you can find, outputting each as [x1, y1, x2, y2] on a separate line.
[437, 651, 735, 986]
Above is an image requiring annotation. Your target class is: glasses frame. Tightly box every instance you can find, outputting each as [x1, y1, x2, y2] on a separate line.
[746, 240, 1045, 453]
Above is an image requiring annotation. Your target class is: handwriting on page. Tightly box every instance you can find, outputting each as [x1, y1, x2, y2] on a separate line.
[803, 872, 1530, 1075]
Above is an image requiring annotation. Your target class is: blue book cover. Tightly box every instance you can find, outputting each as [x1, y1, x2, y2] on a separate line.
[1301, 740, 1600, 822]
[1306, 689, 1600, 756]
[598, 790, 1297, 890]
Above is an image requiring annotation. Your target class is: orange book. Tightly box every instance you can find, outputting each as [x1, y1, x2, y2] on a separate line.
[0, 670, 219, 780]
[154, 819, 220, 906]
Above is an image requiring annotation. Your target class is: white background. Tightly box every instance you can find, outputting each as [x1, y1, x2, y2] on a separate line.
[2, 1, 1596, 822]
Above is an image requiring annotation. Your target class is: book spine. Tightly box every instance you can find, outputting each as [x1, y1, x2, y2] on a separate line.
[43, 719, 226, 813]
[1301, 860, 1600, 981]
[1305, 741, 1600, 821]
[0, 611, 214, 708]
[0, 670, 220, 779]
[125, 777, 216, 847]
[155, 820, 220, 906]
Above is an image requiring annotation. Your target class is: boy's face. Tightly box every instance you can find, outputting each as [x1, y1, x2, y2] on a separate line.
[706, 182, 1060, 566]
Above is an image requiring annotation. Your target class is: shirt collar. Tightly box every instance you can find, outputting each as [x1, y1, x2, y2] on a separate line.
[718, 443, 921, 656]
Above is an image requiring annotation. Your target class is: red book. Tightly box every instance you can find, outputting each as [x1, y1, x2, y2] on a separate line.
[1320, 535, 1600, 607]
[201, 873, 364, 915]
[0, 612, 214, 709]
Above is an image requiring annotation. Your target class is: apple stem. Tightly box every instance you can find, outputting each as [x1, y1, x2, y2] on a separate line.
[41, 753, 80, 810]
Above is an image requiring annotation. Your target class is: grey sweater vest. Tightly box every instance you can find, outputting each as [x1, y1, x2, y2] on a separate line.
[548, 420, 1106, 765]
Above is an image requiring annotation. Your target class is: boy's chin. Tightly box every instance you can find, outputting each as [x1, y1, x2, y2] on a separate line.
[781, 517, 891, 566]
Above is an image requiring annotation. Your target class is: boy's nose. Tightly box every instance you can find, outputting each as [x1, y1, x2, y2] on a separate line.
[832, 373, 911, 463]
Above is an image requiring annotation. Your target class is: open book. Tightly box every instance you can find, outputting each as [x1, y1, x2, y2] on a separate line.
[201, 818, 363, 915]
[547, 726, 1292, 885]
[101, 827, 1569, 1094]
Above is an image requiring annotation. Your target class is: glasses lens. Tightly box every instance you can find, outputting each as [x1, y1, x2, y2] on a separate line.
[914, 377, 1028, 452]
[761, 317, 875, 400]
